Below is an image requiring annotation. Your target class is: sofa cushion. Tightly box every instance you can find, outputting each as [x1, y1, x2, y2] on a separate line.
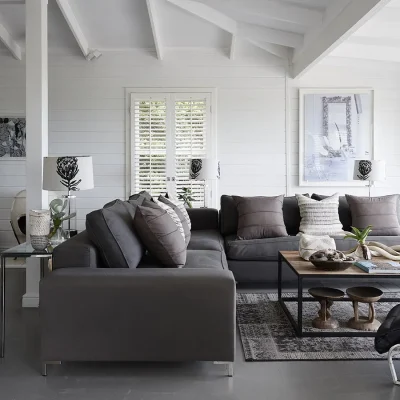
[129, 190, 152, 202]
[335, 236, 400, 252]
[188, 230, 225, 252]
[86, 199, 144, 268]
[233, 195, 288, 240]
[345, 194, 400, 236]
[153, 198, 185, 241]
[225, 235, 300, 261]
[220, 194, 308, 237]
[158, 195, 191, 244]
[297, 193, 344, 236]
[312, 194, 352, 232]
[138, 249, 227, 270]
[134, 200, 187, 267]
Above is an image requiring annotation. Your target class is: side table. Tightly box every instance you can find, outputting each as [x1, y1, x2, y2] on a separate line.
[1, 243, 53, 358]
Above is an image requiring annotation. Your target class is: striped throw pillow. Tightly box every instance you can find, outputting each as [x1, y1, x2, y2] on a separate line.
[296, 193, 344, 236]
[153, 199, 186, 242]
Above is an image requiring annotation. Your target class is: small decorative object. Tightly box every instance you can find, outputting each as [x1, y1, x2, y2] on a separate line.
[29, 209, 50, 250]
[298, 233, 336, 260]
[353, 160, 386, 197]
[10, 189, 26, 244]
[344, 225, 373, 260]
[48, 199, 76, 246]
[189, 158, 220, 207]
[347, 286, 383, 331]
[0, 117, 26, 158]
[178, 187, 195, 208]
[299, 89, 373, 186]
[43, 156, 94, 236]
[309, 249, 356, 271]
[308, 287, 345, 330]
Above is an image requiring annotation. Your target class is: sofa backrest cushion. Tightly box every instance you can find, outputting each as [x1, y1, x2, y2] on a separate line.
[311, 194, 352, 232]
[134, 200, 187, 267]
[86, 199, 144, 268]
[220, 194, 308, 237]
[233, 195, 288, 240]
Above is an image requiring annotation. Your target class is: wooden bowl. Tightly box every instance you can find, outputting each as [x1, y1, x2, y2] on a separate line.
[310, 260, 355, 272]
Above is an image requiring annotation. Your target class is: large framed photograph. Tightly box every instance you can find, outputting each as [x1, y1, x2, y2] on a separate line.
[299, 88, 373, 186]
[0, 114, 26, 160]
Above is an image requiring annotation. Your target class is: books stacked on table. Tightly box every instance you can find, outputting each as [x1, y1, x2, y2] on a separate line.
[354, 260, 400, 274]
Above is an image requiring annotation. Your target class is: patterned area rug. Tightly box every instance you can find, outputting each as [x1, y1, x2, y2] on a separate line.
[237, 293, 399, 361]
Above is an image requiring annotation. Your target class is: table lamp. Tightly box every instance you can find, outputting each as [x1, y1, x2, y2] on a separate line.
[189, 158, 220, 207]
[43, 156, 94, 236]
[353, 160, 386, 198]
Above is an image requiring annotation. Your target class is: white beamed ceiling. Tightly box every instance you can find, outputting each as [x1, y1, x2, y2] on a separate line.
[0, 0, 396, 73]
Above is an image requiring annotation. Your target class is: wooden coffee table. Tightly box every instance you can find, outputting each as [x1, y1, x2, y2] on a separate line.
[278, 251, 400, 338]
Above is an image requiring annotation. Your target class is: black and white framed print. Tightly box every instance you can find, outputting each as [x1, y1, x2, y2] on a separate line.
[299, 89, 373, 186]
[0, 116, 26, 159]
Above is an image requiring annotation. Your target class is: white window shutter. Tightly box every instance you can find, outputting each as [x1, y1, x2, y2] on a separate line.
[174, 95, 209, 207]
[131, 96, 168, 197]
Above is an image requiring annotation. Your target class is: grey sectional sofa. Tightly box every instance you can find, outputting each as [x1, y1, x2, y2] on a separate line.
[220, 194, 400, 283]
[40, 208, 236, 376]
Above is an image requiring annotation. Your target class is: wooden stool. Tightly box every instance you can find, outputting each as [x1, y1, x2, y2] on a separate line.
[308, 287, 345, 329]
[346, 286, 383, 331]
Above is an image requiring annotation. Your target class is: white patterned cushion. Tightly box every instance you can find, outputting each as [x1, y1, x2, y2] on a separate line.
[153, 199, 185, 241]
[298, 233, 336, 260]
[296, 193, 344, 236]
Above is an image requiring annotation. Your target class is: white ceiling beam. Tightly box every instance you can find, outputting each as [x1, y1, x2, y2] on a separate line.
[0, 19, 21, 60]
[196, 0, 322, 26]
[238, 22, 303, 49]
[291, 0, 393, 78]
[229, 34, 237, 60]
[167, 0, 303, 50]
[167, 0, 236, 33]
[55, 0, 90, 58]
[250, 41, 290, 60]
[146, 0, 163, 60]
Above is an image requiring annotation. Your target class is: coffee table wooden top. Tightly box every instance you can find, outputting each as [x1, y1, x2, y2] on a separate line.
[279, 251, 398, 277]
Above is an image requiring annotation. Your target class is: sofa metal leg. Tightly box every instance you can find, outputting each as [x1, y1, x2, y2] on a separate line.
[41, 361, 61, 377]
[214, 361, 234, 377]
[388, 345, 400, 385]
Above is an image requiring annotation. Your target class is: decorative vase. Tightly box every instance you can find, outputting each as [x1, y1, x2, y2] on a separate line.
[29, 210, 50, 250]
[49, 225, 66, 247]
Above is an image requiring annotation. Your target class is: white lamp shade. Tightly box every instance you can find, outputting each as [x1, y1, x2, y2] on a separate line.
[189, 158, 220, 180]
[43, 156, 94, 191]
[353, 160, 386, 182]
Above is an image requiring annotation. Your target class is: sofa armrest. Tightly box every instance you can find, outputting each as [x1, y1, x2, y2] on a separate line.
[53, 231, 103, 270]
[40, 268, 236, 362]
[187, 208, 219, 230]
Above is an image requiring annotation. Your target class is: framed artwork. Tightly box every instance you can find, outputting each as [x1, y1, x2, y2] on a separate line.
[0, 114, 26, 160]
[299, 88, 374, 186]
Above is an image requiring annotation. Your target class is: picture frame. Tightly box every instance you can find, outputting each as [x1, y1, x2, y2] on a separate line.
[0, 112, 26, 161]
[299, 88, 374, 187]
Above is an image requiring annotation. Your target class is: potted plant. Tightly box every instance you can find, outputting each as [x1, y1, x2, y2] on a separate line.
[344, 225, 373, 260]
[178, 187, 195, 208]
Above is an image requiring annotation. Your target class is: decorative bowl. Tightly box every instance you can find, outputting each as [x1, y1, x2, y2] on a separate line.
[310, 260, 355, 271]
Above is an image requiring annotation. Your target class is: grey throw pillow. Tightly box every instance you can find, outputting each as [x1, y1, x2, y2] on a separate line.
[159, 195, 191, 245]
[86, 200, 144, 268]
[345, 194, 400, 236]
[134, 200, 187, 267]
[232, 195, 288, 240]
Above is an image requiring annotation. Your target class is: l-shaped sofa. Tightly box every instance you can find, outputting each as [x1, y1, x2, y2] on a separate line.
[40, 194, 400, 374]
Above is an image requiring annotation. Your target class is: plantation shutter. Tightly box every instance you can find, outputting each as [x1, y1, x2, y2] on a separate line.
[174, 95, 210, 207]
[132, 96, 168, 197]
[131, 92, 212, 205]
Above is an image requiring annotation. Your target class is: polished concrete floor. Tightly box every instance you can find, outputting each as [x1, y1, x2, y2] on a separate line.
[0, 269, 399, 400]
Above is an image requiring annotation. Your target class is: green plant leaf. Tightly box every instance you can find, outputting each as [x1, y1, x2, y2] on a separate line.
[344, 234, 358, 240]
[351, 226, 362, 238]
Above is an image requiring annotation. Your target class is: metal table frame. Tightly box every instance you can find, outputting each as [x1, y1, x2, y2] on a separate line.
[1, 244, 52, 358]
[278, 252, 400, 338]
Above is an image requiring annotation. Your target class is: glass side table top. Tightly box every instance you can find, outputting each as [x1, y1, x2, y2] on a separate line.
[1, 243, 54, 258]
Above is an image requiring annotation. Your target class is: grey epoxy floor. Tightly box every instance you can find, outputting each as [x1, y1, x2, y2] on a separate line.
[0, 269, 400, 400]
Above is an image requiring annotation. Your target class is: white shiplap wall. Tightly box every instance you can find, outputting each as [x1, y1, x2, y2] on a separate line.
[288, 57, 400, 198]
[0, 46, 287, 249]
